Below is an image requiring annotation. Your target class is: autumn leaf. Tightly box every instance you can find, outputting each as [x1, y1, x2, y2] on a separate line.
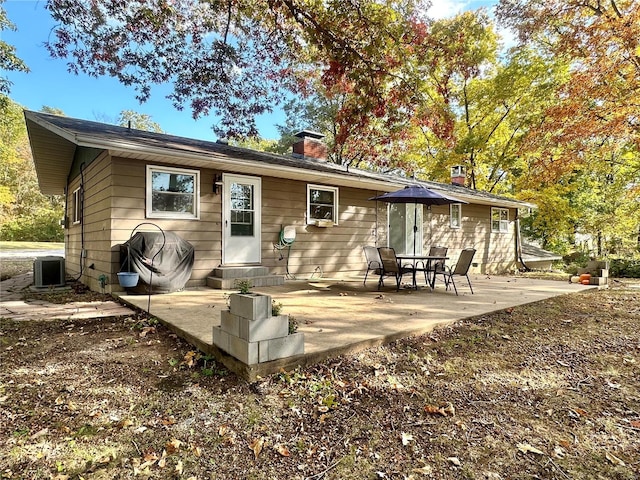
[166, 438, 182, 454]
[412, 465, 433, 474]
[401, 432, 414, 446]
[275, 444, 291, 457]
[30, 428, 49, 439]
[440, 403, 455, 417]
[517, 443, 545, 455]
[605, 451, 625, 466]
[218, 425, 229, 436]
[447, 457, 461, 466]
[249, 437, 265, 459]
[554, 446, 566, 458]
[116, 418, 133, 429]
[139, 326, 156, 338]
[424, 405, 440, 414]
[158, 450, 167, 468]
[424, 402, 455, 417]
[184, 351, 198, 367]
[175, 459, 183, 474]
[143, 451, 159, 463]
[630, 420, 640, 428]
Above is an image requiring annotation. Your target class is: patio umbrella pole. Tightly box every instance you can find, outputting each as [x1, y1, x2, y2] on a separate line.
[413, 202, 418, 256]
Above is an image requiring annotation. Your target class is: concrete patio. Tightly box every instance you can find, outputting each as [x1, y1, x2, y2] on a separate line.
[117, 274, 594, 380]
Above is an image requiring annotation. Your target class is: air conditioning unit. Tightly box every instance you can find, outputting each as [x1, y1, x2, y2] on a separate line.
[33, 256, 66, 288]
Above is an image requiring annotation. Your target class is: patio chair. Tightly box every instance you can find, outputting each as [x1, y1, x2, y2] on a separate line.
[422, 245, 448, 286]
[377, 247, 415, 291]
[362, 245, 383, 286]
[438, 248, 476, 295]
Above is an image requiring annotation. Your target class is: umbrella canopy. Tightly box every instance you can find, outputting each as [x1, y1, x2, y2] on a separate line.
[370, 185, 468, 255]
[369, 185, 467, 205]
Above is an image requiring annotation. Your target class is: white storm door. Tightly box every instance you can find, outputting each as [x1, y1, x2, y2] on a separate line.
[223, 174, 261, 264]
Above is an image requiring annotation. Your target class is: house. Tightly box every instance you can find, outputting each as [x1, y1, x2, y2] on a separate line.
[25, 111, 534, 293]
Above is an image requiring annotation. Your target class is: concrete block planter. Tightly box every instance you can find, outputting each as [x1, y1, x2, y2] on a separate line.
[213, 292, 304, 365]
[221, 311, 289, 342]
[229, 293, 272, 320]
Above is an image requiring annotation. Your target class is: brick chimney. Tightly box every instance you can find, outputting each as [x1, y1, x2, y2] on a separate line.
[450, 165, 466, 186]
[292, 130, 327, 161]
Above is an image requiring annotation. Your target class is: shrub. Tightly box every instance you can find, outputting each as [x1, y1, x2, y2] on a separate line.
[609, 258, 640, 278]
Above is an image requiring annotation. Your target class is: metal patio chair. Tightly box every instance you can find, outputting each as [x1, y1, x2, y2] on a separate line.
[362, 245, 383, 286]
[422, 245, 448, 287]
[377, 247, 415, 291]
[438, 248, 476, 295]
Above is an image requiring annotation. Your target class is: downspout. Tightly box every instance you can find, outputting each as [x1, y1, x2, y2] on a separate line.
[515, 216, 531, 272]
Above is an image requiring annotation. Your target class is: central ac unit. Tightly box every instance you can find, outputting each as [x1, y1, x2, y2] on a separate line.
[33, 256, 66, 288]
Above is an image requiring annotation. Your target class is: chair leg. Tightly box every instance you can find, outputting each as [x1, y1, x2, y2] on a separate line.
[364, 269, 369, 286]
[377, 275, 383, 291]
[466, 274, 474, 294]
[448, 275, 458, 295]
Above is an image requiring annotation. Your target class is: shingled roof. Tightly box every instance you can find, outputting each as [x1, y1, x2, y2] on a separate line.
[24, 110, 534, 209]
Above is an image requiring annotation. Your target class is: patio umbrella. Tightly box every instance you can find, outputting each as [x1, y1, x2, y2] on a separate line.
[370, 185, 468, 255]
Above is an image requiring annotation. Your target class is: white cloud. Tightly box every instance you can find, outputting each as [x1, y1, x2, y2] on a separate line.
[426, 0, 470, 19]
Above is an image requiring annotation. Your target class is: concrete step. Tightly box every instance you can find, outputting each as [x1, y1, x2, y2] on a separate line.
[211, 266, 270, 279]
[206, 275, 285, 290]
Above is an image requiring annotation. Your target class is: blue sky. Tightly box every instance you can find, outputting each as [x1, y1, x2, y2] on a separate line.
[2, 0, 495, 141]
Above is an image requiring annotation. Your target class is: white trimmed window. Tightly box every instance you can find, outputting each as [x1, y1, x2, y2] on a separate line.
[450, 203, 461, 228]
[491, 207, 509, 233]
[307, 184, 338, 225]
[72, 187, 81, 225]
[146, 166, 200, 219]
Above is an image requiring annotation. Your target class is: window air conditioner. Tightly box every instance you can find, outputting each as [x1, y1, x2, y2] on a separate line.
[33, 256, 66, 288]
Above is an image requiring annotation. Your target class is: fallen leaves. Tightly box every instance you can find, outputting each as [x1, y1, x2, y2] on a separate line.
[401, 432, 415, 446]
[165, 438, 182, 454]
[605, 451, 625, 466]
[249, 437, 265, 459]
[275, 444, 291, 457]
[424, 402, 455, 417]
[517, 443, 545, 455]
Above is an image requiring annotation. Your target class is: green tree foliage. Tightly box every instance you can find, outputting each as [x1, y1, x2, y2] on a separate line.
[495, 0, 640, 255]
[0, 1, 29, 99]
[117, 110, 164, 133]
[0, 99, 64, 241]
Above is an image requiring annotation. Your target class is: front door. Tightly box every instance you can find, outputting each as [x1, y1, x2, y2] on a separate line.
[223, 174, 261, 264]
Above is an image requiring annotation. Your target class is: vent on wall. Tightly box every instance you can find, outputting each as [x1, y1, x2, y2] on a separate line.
[33, 256, 66, 288]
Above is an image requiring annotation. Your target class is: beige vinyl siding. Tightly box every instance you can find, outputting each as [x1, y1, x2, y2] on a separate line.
[70, 153, 518, 291]
[65, 152, 113, 291]
[424, 204, 517, 274]
[261, 177, 377, 277]
[109, 157, 221, 286]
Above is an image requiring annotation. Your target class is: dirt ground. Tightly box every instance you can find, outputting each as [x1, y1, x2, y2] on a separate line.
[1, 269, 639, 479]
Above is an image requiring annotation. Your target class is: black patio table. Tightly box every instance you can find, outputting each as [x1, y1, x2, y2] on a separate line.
[396, 254, 449, 290]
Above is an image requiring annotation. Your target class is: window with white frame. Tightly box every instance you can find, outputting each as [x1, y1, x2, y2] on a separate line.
[146, 165, 200, 219]
[72, 187, 81, 225]
[307, 184, 338, 224]
[450, 203, 461, 228]
[491, 207, 509, 233]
